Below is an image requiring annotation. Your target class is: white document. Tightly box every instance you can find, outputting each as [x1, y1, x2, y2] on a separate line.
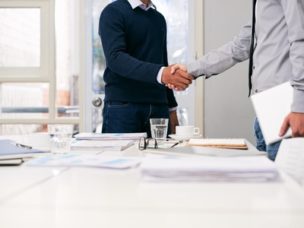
[251, 82, 292, 145]
[141, 155, 280, 182]
[70, 140, 134, 151]
[26, 154, 141, 169]
[275, 138, 304, 185]
[74, 132, 147, 141]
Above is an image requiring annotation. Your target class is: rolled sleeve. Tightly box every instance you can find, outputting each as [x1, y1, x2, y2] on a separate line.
[292, 89, 304, 113]
[281, 0, 304, 113]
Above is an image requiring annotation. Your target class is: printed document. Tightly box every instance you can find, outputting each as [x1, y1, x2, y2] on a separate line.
[275, 138, 304, 185]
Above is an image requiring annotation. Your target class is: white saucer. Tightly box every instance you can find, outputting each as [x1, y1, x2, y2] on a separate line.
[169, 134, 202, 141]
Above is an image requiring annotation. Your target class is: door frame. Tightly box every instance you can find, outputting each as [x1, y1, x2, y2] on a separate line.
[78, 0, 205, 133]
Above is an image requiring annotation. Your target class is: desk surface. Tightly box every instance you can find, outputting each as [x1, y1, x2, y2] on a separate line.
[0, 135, 304, 228]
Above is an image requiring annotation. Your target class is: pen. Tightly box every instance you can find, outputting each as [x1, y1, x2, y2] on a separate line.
[170, 142, 179, 148]
[16, 143, 32, 149]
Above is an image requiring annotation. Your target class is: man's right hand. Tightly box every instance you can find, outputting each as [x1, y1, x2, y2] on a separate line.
[161, 65, 193, 90]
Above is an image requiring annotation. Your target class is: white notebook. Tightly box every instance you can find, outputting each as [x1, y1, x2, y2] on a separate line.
[188, 138, 248, 150]
[251, 82, 292, 145]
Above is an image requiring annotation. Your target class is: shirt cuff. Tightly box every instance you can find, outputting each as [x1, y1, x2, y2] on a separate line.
[169, 107, 177, 112]
[157, 67, 165, 84]
[187, 62, 205, 78]
[291, 88, 304, 113]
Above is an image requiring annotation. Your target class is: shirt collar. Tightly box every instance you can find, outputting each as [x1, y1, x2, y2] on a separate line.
[128, 0, 153, 11]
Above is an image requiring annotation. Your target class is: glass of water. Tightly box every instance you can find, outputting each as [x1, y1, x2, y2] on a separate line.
[48, 124, 74, 153]
[150, 118, 168, 140]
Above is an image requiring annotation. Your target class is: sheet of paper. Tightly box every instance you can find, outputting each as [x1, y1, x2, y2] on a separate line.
[26, 154, 141, 169]
[275, 138, 304, 185]
[251, 82, 292, 145]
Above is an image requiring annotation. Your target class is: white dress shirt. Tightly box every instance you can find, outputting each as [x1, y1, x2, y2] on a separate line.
[128, 0, 153, 10]
[187, 0, 304, 113]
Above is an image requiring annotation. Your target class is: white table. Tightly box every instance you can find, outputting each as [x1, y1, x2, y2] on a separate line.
[0, 135, 304, 228]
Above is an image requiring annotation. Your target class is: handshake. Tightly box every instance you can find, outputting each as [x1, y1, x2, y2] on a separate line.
[161, 64, 194, 91]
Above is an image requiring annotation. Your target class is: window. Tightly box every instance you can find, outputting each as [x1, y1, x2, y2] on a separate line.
[0, 0, 80, 134]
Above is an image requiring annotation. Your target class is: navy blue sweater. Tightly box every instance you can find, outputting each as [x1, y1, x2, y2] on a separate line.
[98, 0, 177, 108]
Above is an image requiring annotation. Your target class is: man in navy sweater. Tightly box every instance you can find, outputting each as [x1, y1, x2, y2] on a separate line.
[99, 0, 193, 135]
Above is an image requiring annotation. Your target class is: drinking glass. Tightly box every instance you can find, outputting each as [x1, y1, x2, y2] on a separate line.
[150, 118, 168, 140]
[48, 124, 74, 153]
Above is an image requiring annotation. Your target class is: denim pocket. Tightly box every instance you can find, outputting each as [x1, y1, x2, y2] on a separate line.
[107, 101, 129, 108]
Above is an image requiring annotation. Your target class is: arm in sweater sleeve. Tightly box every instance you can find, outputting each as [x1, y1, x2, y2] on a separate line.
[99, 6, 162, 84]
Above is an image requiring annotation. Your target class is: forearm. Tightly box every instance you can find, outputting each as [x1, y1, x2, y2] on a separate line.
[187, 23, 252, 78]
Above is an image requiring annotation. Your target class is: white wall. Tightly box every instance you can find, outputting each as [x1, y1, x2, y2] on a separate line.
[203, 0, 256, 143]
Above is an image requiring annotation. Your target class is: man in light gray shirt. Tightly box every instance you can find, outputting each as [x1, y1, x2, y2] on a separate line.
[173, 0, 304, 160]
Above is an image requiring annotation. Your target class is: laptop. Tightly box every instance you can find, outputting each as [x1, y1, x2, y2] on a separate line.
[251, 82, 292, 145]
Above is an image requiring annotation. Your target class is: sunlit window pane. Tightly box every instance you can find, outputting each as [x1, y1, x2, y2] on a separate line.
[157, 0, 189, 64]
[0, 124, 45, 135]
[55, 0, 79, 118]
[0, 8, 40, 67]
[92, 0, 110, 94]
[0, 124, 79, 136]
[0, 83, 49, 119]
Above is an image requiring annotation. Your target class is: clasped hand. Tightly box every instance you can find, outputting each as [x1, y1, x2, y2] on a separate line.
[161, 64, 193, 91]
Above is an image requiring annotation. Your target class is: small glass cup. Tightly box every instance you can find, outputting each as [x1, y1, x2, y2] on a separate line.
[48, 124, 74, 153]
[150, 118, 168, 141]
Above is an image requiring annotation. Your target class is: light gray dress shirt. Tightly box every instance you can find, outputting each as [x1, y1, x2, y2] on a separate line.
[188, 0, 304, 113]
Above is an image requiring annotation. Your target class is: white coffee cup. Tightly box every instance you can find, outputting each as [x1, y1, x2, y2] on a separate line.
[175, 125, 200, 137]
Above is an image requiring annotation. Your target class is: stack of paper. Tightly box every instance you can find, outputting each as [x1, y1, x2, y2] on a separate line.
[141, 156, 280, 182]
[188, 138, 248, 150]
[26, 154, 141, 169]
[70, 140, 134, 151]
[71, 132, 146, 152]
[74, 132, 147, 141]
[276, 138, 304, 185]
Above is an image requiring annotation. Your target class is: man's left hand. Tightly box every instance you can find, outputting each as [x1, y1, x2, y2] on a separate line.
[280, 112, 304, 137]
[169, 110, 179, 134]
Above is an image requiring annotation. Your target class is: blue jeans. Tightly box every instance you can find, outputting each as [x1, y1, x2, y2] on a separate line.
[254, 118, 281, 161]
[102, 101, 169, 137]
